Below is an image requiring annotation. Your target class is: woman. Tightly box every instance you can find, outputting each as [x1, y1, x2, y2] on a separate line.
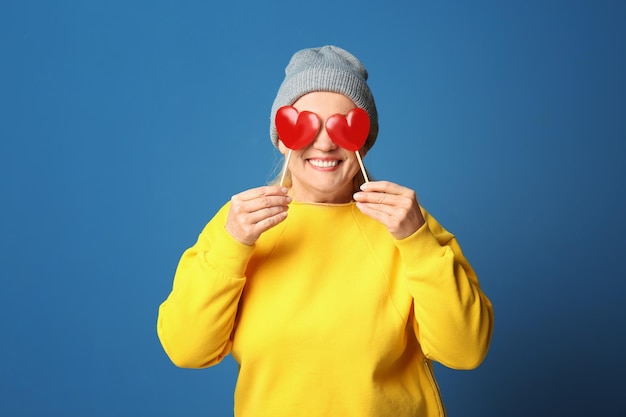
[157, 45, 493, 417]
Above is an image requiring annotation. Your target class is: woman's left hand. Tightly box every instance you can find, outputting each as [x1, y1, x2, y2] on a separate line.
[353, 181, 426, 240]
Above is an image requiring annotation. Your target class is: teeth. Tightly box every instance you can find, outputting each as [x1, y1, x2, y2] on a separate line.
[309, 159, 338, 168]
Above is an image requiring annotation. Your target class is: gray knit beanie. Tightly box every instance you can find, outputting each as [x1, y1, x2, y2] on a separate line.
[270, 45, 378, 151]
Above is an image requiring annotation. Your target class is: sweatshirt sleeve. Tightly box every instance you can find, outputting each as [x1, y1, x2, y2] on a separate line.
[157, 203, 255, 368]
[394, 209, 494, 370]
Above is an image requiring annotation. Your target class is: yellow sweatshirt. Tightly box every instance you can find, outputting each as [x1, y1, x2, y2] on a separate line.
[157, 201, 493, 417]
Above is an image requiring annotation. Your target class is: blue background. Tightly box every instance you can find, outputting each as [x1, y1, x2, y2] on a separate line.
[1, 1, 625, 416]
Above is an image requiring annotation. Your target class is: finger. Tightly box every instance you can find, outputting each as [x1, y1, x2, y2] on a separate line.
[237, 204, 290, 226]
[232, 186, 289, 202]
[355, 201, 393, 224]
[231, 184, 291, 217]
[359, 181, 408, 196]
[231, 194, 291, 217]
[253, 208, 289, 233]
[356, 202, 421, 239]
[353, 190, 404, 207]
[357, 200, 410, 220]
[226, 203, 289, 245]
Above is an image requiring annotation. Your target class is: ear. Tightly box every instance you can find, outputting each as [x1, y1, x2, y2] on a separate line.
[277, 139, 289, 155]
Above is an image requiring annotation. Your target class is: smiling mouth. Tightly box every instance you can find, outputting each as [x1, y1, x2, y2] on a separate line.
[308, 159, 340, 168]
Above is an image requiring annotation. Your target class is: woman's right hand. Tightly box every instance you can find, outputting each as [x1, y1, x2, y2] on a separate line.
[225, 186, 291, 246]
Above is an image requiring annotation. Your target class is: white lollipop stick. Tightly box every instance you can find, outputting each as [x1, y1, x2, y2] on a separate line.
[355, 150, 369, 183]
[279, 149, 292, 187]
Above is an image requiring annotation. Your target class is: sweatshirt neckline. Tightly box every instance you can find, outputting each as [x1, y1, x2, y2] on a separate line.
[290, 201, 355, 208]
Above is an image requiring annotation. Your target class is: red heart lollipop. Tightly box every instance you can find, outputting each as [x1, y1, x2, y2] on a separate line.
[275, 106, 320, 150]
[325, 108, 370, 152]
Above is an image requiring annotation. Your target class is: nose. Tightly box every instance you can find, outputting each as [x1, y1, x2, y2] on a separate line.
[311, 126, 337, 152]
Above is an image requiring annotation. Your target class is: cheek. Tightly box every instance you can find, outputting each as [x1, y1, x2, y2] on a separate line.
[342, 152, 362, 175]
[344, 151, 359, 166]
[287, 150, 306, 168]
